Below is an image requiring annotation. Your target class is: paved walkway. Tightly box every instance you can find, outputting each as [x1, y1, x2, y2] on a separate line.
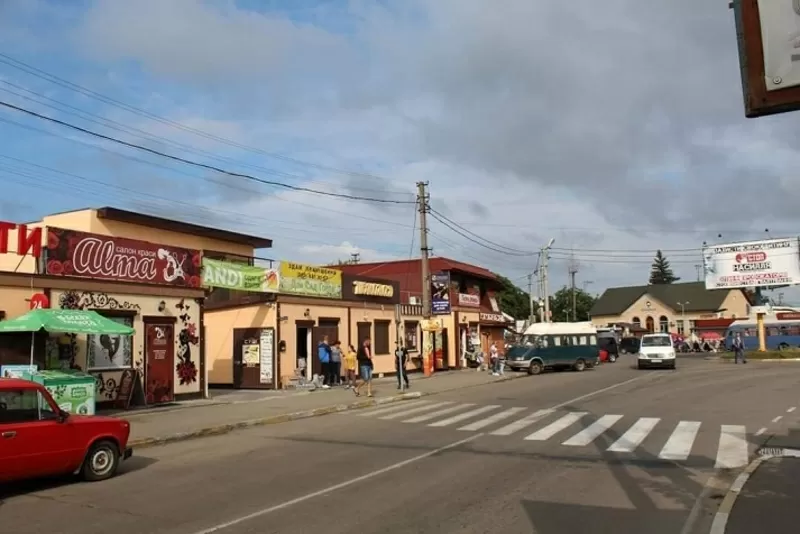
[725, 455, 799, 534]
[121, 369, 524, 445]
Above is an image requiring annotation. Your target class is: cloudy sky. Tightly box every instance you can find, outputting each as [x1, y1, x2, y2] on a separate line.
[1, 0, 799, 301]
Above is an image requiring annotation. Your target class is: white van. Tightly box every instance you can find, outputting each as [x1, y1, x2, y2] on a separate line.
[637, 333, 676, 370]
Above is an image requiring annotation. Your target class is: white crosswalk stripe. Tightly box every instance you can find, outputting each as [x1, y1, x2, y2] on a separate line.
[429, 405, 501, 427]
[357, 400, 431, 417]
[525, 412, 588, 441]
[458, 407, 527, 432]
[379, 402, 454, 420]
[659, 421, 701, 461]
[607, 417, 660, 452]
[562, 415, 623, 447]
[715, 425, 749, 469]
[489, 409, 554, 436]
[403, 403, 476, 424]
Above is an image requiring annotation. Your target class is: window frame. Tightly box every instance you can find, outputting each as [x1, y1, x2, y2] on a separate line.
[374, 320, 391, 355]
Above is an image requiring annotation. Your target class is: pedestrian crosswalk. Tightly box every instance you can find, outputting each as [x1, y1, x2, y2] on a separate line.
[352, 401, 754, 468]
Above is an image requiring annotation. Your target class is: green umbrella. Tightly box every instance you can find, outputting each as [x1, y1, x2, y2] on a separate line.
[0, 309, 135, 335]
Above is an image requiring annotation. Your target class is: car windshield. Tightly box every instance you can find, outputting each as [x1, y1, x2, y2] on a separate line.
[641, 336, 671, 347]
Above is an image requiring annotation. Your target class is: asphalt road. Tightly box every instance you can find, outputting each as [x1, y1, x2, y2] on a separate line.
[2, 357, 798, 534]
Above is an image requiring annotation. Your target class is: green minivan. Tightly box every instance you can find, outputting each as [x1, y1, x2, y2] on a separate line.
[505, 322, 600, 375]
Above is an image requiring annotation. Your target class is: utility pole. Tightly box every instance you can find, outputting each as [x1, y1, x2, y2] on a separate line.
[694, 264, 701, 281]
[542, 238, 555, 323]
[527, 273, 535, 325]
[417, 181, 434, 376]
[568, 253, 579, 322]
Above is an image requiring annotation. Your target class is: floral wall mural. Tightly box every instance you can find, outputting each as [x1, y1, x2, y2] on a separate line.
[175, 298, 199, 386]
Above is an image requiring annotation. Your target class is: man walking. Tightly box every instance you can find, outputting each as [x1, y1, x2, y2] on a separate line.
[354, 338, 374, 398]
[395, 341, 410, 390]
[318, 335, 332, 388]
[732, 332, 747, 364]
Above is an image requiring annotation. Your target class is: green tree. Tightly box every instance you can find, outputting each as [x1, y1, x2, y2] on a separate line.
[494, 274, 531, 320]
[547, 286, 597, 322]
[649, 250, 680, 284]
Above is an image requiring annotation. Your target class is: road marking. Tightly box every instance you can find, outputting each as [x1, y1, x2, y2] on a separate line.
[489, 409, 554, 436]
[458, 407, 526, 432]
[188, 433, 484, 534]
[403, 403, 475, 423]
[357, 400, 430, 417]
[379, 402, 452, 420]
[788, 407, 796, 413]
[562, 414, 623, 446]
[429, 405, 501, 427]
[755, 427, 767, 436]
[772, 415, 783, 423]
[607, 417, 660, 452]
[659, 421, 701, 460]
[525, 412, 587, 441]
[715, 425, 749, 469]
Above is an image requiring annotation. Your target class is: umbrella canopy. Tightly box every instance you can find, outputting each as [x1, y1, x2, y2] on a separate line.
[0, 309, 135, 335]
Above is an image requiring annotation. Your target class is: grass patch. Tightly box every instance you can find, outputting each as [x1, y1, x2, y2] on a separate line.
[718, 350, 800, 360]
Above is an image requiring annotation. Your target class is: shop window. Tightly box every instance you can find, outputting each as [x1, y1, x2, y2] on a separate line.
[676, 320, 685, 335]
[632, 316, 641, 327]
[86, 315, 134, 371]
[659, 316, 669, 333]
[374, 321, 391, 355]
[356, 322, 371, 346]
[404, 321, 419, 351]
[645, 316, 655, 332]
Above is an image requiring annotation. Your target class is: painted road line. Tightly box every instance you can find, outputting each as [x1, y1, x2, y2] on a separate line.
[357, 400, 431, 417]
[607, 417, 660, 453]
[490, 409, 555, 436]
[380, 402, 454, 420]
[772, 415, 783, 423]
[458, 407, 527, 432]
[403, 403, 475, 424]
[788, 407, 796, 413]
[715, 425, 749, 469]
[429, 405, 501, 427]
[562, 414, 623, 447]
[755, 427, 767, 436]
[658, 421, 701, 461]
[525, 412, 588, 441]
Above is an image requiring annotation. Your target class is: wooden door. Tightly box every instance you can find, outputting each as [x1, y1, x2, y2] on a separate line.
[233, 328, 265, 389]
[145, 323, 174, 404]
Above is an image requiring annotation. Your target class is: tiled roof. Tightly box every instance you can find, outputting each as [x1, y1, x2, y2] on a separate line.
[590, 282, 736, 317]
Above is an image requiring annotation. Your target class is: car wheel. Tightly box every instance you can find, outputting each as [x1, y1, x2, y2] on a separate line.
[671, 363, 677, 370]
[528, 361, 543, 375]
[608, 354, 617, 363]
[573, 359, 587, 372]
[82, 440, 120, 482]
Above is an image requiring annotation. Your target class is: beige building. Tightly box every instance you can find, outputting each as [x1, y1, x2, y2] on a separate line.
[589, 282, 750, 335]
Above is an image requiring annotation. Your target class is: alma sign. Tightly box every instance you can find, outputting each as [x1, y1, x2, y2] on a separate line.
[0, 221, 42, 258]
[353, 280, 394, 298]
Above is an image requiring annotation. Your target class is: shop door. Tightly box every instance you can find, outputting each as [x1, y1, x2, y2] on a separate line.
[233, 328, 265, 389]
[311, 325, 338, 377]
[145, 323, 174, 404]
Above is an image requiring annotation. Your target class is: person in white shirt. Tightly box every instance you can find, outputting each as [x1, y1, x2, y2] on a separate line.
[490, 342, 500, 376]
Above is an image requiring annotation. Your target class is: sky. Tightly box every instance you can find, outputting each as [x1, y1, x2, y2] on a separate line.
[1, 0, 800, 302]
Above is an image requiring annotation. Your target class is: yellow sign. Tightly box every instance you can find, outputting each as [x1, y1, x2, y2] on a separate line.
[278, 262, 342, 298]
[353, 281, 394, 298]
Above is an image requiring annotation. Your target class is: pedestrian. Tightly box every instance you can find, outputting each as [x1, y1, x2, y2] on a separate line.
[354, 337, 374, 397]
[395, 341, 410, 390]
[343, 344, 358, 389]
[330, 340, 343, 386]
[318, 335, 332, 388]
[732, 332, 747, 364]
[490, 341, 500, 376]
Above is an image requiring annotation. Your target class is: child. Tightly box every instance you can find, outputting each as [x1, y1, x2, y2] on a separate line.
[343, 344, 358, 389]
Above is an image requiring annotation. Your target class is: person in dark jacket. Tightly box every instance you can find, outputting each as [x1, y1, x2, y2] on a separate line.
[395, 341, 410, 389]
[353, 338, 373, 397]
[732, 332, 747, 364]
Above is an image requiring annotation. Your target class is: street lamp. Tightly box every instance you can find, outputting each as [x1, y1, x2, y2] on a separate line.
[677, 301, 689, 336]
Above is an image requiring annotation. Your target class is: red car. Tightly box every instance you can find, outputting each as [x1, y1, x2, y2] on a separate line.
[0, 377, 132, 483]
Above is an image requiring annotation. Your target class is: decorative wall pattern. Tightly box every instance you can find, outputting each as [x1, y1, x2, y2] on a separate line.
[175, 298, 199, 385]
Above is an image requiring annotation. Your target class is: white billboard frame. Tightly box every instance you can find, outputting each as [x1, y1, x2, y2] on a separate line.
[702, 237, 800, 290]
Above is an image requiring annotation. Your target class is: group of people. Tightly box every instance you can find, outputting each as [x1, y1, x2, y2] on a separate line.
[475, 341, 505, 376]
[316, 335, 411, 397]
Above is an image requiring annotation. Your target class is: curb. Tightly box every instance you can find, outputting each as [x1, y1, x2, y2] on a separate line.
[709, 453, 770, 534]
[127, 372, 526, 449]
[708, 358, 800, 363]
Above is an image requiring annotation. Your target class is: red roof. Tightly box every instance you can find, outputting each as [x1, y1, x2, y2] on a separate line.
[332, 257, 497, 281]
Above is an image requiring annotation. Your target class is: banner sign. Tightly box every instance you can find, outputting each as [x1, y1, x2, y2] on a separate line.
[458, 293, 480, 307]
[279, 262, 342, 298]
[431, 272, 451, 315]
[480, 312, 506, 323]
[702, 238, 800, 289]
[202, 258, 279, 292]
[46, 228, 202, 287]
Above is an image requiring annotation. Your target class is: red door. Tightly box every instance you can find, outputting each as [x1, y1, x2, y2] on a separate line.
[145, 323, 175, 404]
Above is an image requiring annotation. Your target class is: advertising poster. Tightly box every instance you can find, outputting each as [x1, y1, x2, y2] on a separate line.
[202, 258, 279, 292]
[702, 238, 800, 289]
[431, 272, 451, 314]
[759, 0, 800, 92]
[259, 329, 274, 385]
[279, 262, 342, 298]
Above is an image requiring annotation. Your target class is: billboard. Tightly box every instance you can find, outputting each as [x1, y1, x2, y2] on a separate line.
[278, 262, 342, 299]
[702, 238, 800, 289]
[202, 258, 279, 293]
[431, 272, 451, 314]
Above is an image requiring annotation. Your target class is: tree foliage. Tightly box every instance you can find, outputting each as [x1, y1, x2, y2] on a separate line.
[494, 274, 531, 320]
[547, 286, 597, 322]
[649, 250, 680, 284]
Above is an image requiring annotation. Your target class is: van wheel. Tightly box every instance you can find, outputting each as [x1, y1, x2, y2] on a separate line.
[81, 440, 120, 482]
[528, 361, 543, 375]
[608, 354, 617, 363]
[573, 359, 587, 372]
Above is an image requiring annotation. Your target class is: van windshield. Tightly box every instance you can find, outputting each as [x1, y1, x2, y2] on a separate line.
[641, 336, 671, 347]
[520, 335, 537, 346]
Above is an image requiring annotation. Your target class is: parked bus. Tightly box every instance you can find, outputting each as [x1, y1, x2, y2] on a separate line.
[505, 322, 600, 375]
[724, 317, 800, 351]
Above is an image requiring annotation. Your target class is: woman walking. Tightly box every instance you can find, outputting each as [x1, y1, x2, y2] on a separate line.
[343, 344, 358, 389]
[354, 338, 374, 397]
[330, 340, 343, 386]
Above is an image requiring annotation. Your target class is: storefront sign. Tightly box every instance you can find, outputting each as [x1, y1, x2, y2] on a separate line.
[777, 312, 800, 321]
[431, 272, 451, 315]
[353, 281, 394, 298]
[259, 328, 274, 385]
[279, 262, 342, 298]
[702, 238, 800, 289]
[480, 312, 505, 323]
[202, 258, 279, 292]
[45, 228, 202, 287]
[29, 293, 50, 309]
[458, 293, 480, 307]
[0, 222, 42, 258]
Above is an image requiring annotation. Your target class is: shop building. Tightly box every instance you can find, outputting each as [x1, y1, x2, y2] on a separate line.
[589, 281, 751, 336]
[333, 257, 511, 369]
[204, 264, 419, 389]
[0, 207, 271, 406]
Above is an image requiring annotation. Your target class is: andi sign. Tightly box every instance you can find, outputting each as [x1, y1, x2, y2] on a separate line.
[0, 221, 42, 258]
[202, 258, 279, 292]
[45, 227, 202, 287]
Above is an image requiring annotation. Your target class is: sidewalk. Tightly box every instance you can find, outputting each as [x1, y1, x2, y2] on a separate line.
[123, 369, 525, 448]
[724, 456, 799, 534]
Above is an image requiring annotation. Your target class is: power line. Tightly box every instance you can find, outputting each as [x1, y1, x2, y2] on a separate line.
[0, 99, 415, 205]
[428, 207, 537, 255]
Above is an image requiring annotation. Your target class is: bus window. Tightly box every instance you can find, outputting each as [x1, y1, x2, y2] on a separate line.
[553, 336, 562, 347]
[537, 337, 549, 348]
[589, 335, 597, 345]
[579, 336, 587, 345]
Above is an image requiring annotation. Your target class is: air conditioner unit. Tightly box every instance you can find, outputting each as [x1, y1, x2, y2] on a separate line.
[409, 296, 420, 305]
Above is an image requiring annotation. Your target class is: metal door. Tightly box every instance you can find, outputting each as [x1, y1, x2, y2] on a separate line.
[233, 328, 265, 388]
[145, 323, 174, 404]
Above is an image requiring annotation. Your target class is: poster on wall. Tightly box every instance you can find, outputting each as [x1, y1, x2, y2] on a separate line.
[45, 227, 202, 288]
[702, 238, 800, 289]
[278, 262, 342, 298]
[1, 364, 38, 378]
[202, 258, 279, 292]
[431, 272, 451, 314]
[259, 329, 274, 385]
[86, 316, 134, 370]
